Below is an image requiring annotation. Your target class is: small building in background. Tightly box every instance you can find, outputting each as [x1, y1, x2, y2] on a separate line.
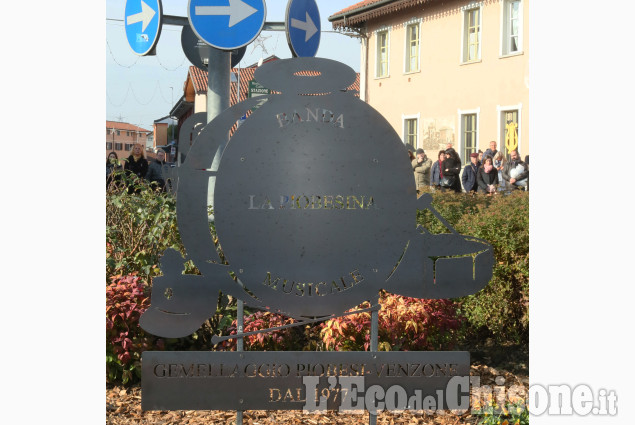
[152, 116, 172, 149]
[105, 121, 152, 160]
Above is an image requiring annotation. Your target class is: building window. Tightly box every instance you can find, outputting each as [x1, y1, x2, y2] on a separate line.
[125, 143, 134, 151]
[500, 109, 519, 157]
[463, 7, 481, 62]
[116, 130, 120, 136]
[106, 142, 113, 150]
[502, 0, 522, 55]
[461, 113, 478, 163]
[404, 118, 418, 148]
[376, 30, 389, 77]
[114, 143, 123, 151]
[106, 129, 110, 135]
[405, 23, 420, 73]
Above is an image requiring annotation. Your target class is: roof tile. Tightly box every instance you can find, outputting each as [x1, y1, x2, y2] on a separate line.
[330, 0, 433, 28]
[105, 121, 151, 132]
[189, 64, 360, 105]
[332, 0, 386, 16]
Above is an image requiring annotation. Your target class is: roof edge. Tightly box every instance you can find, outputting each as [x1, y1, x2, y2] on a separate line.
[329, 0, 435, 28]
[328, 0, 398, 22]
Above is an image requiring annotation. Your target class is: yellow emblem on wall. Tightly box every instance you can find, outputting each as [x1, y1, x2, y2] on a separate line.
[505, 120, 518, 152]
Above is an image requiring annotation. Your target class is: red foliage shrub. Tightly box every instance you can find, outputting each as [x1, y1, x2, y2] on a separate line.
[106, 274, 163, 384]
[321, 291, 463, 351]
[221, 311, 306, 351]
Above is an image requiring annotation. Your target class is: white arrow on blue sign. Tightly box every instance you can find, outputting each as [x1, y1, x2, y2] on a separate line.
[285, 0, 320, 57]
[125, 0, 163, 56]
[188, 0, 266, 51]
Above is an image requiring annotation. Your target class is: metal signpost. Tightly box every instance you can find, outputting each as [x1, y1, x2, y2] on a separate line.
[247, 80, 270, 97]
[285, 0, 321, 57]
[121, 2, 495, 424]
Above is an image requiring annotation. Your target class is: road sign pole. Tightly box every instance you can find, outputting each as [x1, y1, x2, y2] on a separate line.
[205, 48, 231, 217]
[206, 49, 231, 123]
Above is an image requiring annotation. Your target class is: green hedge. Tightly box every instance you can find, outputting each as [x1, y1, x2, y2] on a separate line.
[106, 180, 529, 384]
[106, 172, 181, 282]
[416, 190, 529, 345]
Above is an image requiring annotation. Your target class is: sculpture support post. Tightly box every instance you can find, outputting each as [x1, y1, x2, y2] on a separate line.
[236, 299, 244, 425]
[369, 296, 379, 425]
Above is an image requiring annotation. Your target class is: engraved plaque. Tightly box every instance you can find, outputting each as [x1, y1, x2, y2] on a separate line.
[142, 351, 470, 411]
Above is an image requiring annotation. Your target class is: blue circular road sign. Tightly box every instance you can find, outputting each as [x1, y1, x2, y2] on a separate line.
[285, 0, 320, 57]
[125, 0, 163, 56]
[188, 0, 266, 51]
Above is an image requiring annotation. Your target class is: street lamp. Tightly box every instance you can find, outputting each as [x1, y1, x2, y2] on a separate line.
[169, 86, 175, 151]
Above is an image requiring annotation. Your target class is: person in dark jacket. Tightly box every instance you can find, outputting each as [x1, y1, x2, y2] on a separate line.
[477, 156, 499, 194]
[123, 143, 149, 194]
[462, 152, 480, 193]
[430, 150, 445, 188]
[145, 150, 167, 191]
[442, 147, 462, 193]
[502, 149, 529, 190]
[106, 152, 122, 188]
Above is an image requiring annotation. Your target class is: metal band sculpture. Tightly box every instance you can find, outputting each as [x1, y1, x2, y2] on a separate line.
[139, 57, 494, 414]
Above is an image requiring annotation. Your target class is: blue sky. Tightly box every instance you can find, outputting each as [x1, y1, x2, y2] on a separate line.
[106, 0, 362, 130]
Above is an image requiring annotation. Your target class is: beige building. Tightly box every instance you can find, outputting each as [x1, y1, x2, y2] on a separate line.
[329, 0, 528, 163]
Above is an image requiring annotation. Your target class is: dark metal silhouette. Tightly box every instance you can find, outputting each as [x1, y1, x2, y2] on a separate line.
[141, 57, 493, 337]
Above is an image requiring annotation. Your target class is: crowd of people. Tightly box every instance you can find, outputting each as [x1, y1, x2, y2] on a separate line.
[109, 141, 528, 197]
[410, 141, 529, 195]
[107, 143, 170, 193]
